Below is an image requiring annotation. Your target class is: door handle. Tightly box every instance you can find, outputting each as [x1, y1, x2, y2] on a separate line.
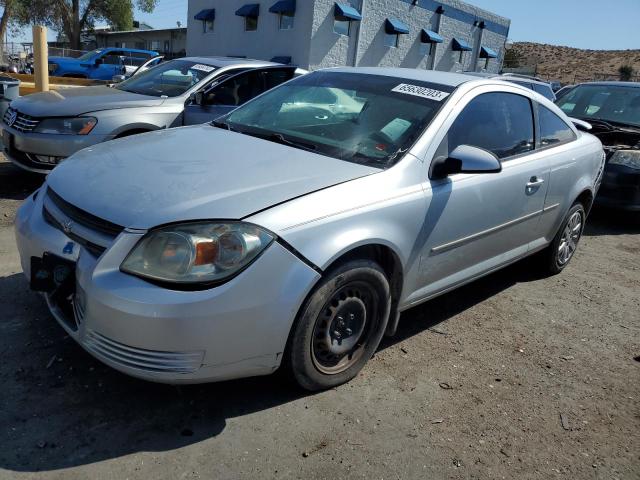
[526, 176, 545, 188]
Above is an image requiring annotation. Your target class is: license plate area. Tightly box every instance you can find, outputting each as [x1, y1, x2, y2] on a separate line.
[31, 253, 79, 331]
[31, 253, 76, 294]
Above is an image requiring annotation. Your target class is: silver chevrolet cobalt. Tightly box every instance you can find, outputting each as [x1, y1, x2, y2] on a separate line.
[15, 68, 604, 390]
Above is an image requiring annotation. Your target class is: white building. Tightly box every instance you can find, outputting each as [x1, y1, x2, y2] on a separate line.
[186, 0, 510, 73]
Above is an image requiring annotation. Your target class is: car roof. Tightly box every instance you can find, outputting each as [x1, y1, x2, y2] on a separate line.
[322, 67, 476, 87]
[180, 56, 282, 68]
[101, 47, 157, 55]
[575, 81, 640, 88]
[463, 71, 552, 87]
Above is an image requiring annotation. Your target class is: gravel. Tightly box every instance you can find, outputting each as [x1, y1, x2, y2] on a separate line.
[0, 156, 638, 479]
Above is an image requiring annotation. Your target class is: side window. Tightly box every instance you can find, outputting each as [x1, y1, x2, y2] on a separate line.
[102, 51, 124, 65]
[205, 71, 264, 106]
[440, 92, 535, 160]
[538, 105, 576, 147]
[262, 69, 295, 90]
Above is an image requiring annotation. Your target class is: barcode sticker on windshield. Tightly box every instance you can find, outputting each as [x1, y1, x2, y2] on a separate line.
[191, 64, 215, 73]
[391, 84, 450, 101]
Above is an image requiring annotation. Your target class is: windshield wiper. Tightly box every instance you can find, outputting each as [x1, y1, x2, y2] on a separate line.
[267, 133, 318, 152]
[581, 117, 614, 130]
[211, 119, 240, 132]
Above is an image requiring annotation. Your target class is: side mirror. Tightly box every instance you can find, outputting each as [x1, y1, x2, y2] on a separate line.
[94, 58, 103, 66]
[111, 74, 126, 83]
[431, 145, 501, 179]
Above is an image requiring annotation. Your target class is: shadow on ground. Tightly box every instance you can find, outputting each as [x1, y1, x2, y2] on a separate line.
[0, 159, 43, 201]
[0, 254, 549, 473]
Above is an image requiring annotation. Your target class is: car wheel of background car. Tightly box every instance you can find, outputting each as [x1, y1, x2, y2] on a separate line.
[287, 259, 391, 391]
[542, 202, 586, 275]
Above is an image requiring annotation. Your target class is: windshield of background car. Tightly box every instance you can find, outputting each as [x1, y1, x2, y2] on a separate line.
[116, 60, 217, 97]
[556, 84, 640, 128]
[224, 71, 454, 168]
[77, 49, 102, 61]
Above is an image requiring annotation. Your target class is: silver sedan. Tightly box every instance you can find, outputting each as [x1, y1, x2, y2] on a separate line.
[15, 68, 604, 390]
[1, 57, 302, 173]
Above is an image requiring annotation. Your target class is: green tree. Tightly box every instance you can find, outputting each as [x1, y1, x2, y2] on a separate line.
[0, 0, 18, 57]
[618, 65, 634, 81]
[16, 0, 157, 50]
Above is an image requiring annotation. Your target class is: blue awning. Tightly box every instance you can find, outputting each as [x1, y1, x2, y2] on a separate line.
[479, 46, 498, 58]
[452, 38, 472, 51]
[269, 0, 296, 14]
[270, 56, 292, 64]
[421, 29, 443, 43]
[334, 3, 362, 21]
[385, 18, 409, 35]
[236, 4, 260, 17]
[194, 9, 215, 21]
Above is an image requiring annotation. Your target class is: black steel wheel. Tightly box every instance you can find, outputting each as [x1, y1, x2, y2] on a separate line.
[287, 259, 391, 391]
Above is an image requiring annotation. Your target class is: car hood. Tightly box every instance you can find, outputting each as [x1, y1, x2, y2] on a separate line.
[46, 125, 378, 229]
[10, 86, 165, 117]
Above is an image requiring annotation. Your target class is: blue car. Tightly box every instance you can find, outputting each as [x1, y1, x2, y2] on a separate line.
[48, 47, 159, 80]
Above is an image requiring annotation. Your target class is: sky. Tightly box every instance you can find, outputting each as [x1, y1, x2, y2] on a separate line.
[8, 0, 640, 51]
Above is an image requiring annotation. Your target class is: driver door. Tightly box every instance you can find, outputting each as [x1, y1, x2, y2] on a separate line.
[91, 51, 125, 80]
[409, 90, 549, 301]
[183, 67, 296, 125]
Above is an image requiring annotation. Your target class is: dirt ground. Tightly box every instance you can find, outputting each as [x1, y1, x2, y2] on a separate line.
[0, 156, 638, 480]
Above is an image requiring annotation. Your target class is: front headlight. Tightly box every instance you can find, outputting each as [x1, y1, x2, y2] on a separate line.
[34, 117, 97, 135]
[609, 149, 640, 170]
[121, 222, 274, 286]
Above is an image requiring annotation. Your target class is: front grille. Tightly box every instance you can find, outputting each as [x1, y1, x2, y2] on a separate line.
[3, 107, 40, 133]
[84, 330, 204, 374]
[46, 188, 124, 238]
[42, 187, 125, 258]
[43, 207, 106, 257]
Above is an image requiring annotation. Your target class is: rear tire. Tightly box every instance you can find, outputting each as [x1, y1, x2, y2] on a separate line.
[288, 259, 391, 391]
[541, 202, 585, 275]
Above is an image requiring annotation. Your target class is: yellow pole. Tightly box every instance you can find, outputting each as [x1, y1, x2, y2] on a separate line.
[33, 26, 49, 93]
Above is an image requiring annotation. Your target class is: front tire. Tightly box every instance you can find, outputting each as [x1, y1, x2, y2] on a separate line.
[288, 259, 391, 391]
[542, 202, 586, 275]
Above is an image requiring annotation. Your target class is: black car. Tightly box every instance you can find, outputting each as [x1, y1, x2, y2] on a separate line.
[556, 82, 640, 211]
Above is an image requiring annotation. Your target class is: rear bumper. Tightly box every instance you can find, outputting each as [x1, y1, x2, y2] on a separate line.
[595, 164, 640, 211]
[14, 192, 321, 383]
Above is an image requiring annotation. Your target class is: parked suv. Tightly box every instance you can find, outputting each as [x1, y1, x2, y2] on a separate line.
[48, 48, 159, 80]
[2, 57, 303, 173]
[15, 69, 604, 390]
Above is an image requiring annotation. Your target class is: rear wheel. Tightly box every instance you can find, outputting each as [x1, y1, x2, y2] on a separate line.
[541, 202, 585, 274]
[288, 259, 390, 391]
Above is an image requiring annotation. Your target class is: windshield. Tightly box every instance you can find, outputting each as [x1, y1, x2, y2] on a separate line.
[556, 84, 640, 128]
[77, 49, 102, 61]
[116, 59, 217, 97]
[224, 71, 452, 168]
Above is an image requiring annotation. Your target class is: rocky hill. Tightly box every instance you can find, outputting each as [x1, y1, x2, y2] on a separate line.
[506, 42, 640, 84]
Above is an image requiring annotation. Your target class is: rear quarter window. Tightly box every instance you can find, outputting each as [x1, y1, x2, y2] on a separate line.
[533, 83, 556, 101]
[538, 105, 577, 147]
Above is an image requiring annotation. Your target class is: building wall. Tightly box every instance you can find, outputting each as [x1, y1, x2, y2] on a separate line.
[186, 0, 509, 72]
[96, 29, 187, 56]
[186, 1, 315, 66]
[309, 0, 509, 72]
